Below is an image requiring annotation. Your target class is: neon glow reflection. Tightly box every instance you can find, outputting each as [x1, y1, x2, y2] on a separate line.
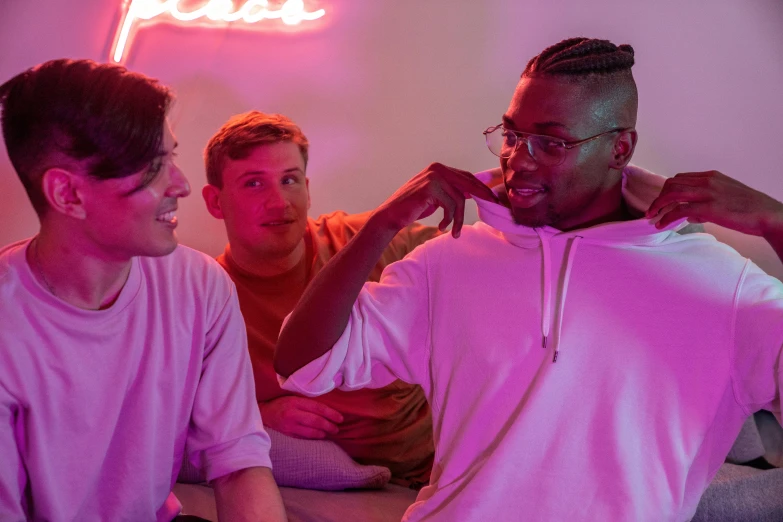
[111, 0, 326, 63]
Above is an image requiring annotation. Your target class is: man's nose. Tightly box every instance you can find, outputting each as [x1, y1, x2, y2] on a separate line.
[263, 187, 289, 210]
[167, 164, 191, 198]
[506, 138, 538, 172]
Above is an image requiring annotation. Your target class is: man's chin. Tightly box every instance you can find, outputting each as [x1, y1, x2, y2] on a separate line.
[255, 239, 303, 261]
[137, 240, 179, 258]
[510, 208, 550, 228]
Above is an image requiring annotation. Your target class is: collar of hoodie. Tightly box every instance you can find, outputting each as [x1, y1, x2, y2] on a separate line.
[471, 165, 690, 363]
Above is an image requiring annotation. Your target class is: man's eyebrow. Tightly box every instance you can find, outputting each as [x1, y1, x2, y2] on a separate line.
[501, 116, 569, 134]
[532, 121, 568, 131]
[237, 167, 303, 178]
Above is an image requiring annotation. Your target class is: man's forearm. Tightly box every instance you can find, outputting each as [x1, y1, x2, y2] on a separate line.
[213, 466, 286, 522]
[274, 212, 399, 377]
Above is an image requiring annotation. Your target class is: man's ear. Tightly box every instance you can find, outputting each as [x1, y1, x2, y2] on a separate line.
[609, 129, 638, 170]
[41, 168, 87, 219]
[201, 184, 224, 219]
[306, 177, 311, 210]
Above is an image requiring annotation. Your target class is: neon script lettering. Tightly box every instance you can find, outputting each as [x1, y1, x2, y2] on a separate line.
[111, 0, 326, 62]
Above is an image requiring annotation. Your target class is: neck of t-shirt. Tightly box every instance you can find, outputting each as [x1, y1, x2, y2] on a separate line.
[29, 231, 134, 310]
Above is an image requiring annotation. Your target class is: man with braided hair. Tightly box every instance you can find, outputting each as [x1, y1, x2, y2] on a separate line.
[275, 37, 783, 521]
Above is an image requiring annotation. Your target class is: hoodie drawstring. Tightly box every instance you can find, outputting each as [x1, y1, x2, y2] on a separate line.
[552, 236, 582, 362]
[535, 228, 552, 351]
[535, 230, 582, 363]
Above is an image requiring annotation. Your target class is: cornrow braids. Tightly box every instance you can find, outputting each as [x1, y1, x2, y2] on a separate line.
[523, 37, 635, 78]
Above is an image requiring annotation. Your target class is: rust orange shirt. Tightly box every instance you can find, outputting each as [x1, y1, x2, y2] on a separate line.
[217, 211, 440, 486]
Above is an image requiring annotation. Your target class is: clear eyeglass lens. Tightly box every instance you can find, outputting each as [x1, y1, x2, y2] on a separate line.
[485, 127, 514, 158]
[486, 127, 566, 165]
[528, 135, 565, 164]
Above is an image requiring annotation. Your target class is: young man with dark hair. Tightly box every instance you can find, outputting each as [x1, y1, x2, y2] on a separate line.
[275, 38, 783, 520]
[202, 111, 438, 486]
[0, 60, 286, 521]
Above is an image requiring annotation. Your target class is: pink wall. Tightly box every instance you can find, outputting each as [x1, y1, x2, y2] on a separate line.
[1, 0, 781, 277]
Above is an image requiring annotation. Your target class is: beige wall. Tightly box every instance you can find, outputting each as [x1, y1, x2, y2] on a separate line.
[1, 0, 781, 278]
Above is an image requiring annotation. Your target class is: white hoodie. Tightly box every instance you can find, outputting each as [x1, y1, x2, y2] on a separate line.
[280, 165, 783, 522]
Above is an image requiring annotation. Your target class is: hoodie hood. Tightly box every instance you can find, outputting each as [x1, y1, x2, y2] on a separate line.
[471, 164, 692, 363]
[473, 164, 689, 246]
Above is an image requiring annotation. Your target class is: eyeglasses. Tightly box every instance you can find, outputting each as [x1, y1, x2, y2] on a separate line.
[483, 124, 630, 166]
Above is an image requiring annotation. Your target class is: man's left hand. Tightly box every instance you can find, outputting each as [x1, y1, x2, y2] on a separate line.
[646, 170, 783, 237]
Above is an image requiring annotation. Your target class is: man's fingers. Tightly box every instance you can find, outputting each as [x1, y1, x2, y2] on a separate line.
[670, 172, 715, 184]
[296, 411, 340, 435]
[648, 202, 680, 225]
[427, 163, 497, 203]
[647, 184, 712, 218]
[655, 202, 709, 229]
[452, 196, 466, 238]
[435, 178, 467, 236]
[450, 169, 499, 203]
[437, 198, 456, 232]
[292, 397, 344, 423]
[417, 203, 438, 221]
[289, 425, 328, 440]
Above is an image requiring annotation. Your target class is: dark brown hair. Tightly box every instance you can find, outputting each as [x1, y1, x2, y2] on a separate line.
[0, 59, 172, 215]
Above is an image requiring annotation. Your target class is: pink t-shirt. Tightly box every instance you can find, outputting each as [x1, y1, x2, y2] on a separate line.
[0, 239, 271, 522]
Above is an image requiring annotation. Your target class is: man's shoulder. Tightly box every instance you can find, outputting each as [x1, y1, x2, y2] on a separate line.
[143, 244, 225, 271]
[138, 245, 234, 298]
[425, 222, 499, 249]
[311, 210, 370, 234]
[381, 222, 496, 267]
[0, 239, 28, 291]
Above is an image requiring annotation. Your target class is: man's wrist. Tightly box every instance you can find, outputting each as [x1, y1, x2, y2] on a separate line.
[760, 202, 783, 241]
[367, 208, 406, 240]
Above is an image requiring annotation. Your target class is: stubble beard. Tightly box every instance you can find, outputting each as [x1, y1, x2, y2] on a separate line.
[510, 204, 559, 229]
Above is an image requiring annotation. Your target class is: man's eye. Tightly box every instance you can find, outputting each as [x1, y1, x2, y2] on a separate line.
[282, 176, 297, 185]
[148, 159, 163, 175]
[539, 138, 563, 150]
[245, 179, 261, 188]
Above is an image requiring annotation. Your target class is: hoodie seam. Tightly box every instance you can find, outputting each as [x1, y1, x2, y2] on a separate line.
[424, 245, 437, 412]
[730, 259, 754, 416]
[423, 244, 446, 480]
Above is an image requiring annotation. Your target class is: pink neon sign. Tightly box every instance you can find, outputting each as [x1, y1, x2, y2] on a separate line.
[111, 0, 326, 63]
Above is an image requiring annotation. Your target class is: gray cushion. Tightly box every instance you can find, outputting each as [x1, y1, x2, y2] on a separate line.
[177, 428, 391, 491]
[726, 415, 766, 464]
[691, 463, 783, 521]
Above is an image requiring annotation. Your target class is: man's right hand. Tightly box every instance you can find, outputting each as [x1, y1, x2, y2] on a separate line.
[259, 396, 344, 439]
[371, 163, 499, 239]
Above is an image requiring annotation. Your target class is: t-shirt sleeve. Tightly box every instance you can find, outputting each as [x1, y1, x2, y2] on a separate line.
[384, 222, 442, 264]
[279, 242, 433, 398]
[731, 260, 783, 416]
[0, 383, 25, 520]
[186, 282, 273, 482]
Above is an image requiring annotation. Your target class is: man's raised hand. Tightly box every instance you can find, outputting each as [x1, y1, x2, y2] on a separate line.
[372, 163, 498, 239]
[646, 170, 783, 237]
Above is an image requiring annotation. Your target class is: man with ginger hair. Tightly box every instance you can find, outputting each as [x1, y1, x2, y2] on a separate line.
[202, 111, 438, 486]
